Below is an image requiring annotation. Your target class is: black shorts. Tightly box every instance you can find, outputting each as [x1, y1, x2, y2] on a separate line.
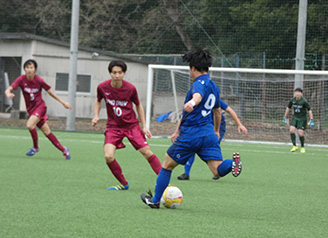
[291, 117, 307, 130]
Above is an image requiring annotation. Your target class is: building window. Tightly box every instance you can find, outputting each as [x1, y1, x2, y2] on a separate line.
[55, 73, 91, 93]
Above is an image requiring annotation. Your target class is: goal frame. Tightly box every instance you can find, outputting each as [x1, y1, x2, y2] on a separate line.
[146, 64, 328, 129]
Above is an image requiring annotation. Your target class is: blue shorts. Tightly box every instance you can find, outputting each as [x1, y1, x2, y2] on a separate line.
[167, 133, 223, 165]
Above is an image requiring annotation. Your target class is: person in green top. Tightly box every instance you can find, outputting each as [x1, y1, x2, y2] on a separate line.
[283, 88, 315, 153]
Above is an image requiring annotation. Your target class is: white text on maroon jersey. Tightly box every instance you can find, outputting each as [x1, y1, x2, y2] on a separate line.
[106, 99, 128, 107]
[24, 88, 40, 93]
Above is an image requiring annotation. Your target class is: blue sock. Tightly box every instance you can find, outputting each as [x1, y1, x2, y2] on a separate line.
[217, 159, 233, 177]
[184, 156, 195, 176]
[153, 168, 172, 204]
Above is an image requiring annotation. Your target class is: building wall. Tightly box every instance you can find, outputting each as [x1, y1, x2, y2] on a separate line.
[0, 39, 149, 119]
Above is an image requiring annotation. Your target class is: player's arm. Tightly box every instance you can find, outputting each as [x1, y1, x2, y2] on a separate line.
[213, 107, 222, 138]
[5, 86, 15, 99]
[184, 92, 202, 112]
[171, 119, 181, 143]
[283, 107, 290, 118]
[308, 109, 313, 120]
[308, 109, 315, 127]
[47, 89, 72, 110]
[92, 100, 101, 126]
[283, 107, 290, 123]
[225, 106, 248, 134]
[136, 103, 152, 139]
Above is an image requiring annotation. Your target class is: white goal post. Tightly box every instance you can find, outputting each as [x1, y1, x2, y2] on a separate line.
[146, 64, 328, 144]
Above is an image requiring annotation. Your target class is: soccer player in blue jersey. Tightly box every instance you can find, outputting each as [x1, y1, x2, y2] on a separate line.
[141, 49, 243, 209]
[177, 98, 248, 181]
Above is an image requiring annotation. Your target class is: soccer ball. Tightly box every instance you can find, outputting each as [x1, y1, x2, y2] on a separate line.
[161, 186, 183, 209]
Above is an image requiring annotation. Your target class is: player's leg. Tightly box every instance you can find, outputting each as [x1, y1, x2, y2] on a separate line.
[201, 133, 241, 178]
[298, 129, 306, 153]
[138, 146, 162, 175]
[207, 152, 242, 179]
[289, 123, 298, 152]
[127, 125, 162, 174]
[154, 154, 179, 202]
[177, 155, 194, 180]
[212, 127, 226, 180]
[25, 115, 41, 156]
[39, 121, 70, 159]
[141, 153, 179, 208]
[298, 118, 307, 153]
[104, 143, 129, 190]
[141, 135, 192, 208]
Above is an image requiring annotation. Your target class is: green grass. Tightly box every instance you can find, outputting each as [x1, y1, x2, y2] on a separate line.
[0, 128, 327, 238]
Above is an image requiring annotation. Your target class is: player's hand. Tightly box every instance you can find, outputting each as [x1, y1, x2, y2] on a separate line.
[6, 92, 15, 100]
[184, 102, 194, 113]
[92, 117, 99, 126]
[238, 125, 248, 134]
[63, 102, 72, 110]
[215, 131, 220, 140]
[143, 127, 152, 139]
[282, 117, 286, 124]
[308, 119, 315, 128]
[171, 131, 179, 143]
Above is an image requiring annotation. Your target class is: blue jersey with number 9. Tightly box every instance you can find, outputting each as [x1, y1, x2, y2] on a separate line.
[180, 74, 220, 135]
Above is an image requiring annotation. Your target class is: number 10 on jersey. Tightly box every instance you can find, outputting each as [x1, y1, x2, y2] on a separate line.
[113, 107, 122, 117]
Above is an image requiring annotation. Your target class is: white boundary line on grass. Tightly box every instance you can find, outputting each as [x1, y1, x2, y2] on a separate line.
[151, 136, 328, 148]
[1, 134, 327, 156]
[1, 133, 327, 149]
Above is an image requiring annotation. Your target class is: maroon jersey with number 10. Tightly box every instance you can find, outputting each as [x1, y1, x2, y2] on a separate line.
[11, 75, 51, 115]
[97, 80, 140, 128]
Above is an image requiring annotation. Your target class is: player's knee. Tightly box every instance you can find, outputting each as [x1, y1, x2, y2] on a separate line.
[40, 126, 51, 136]
[144, 151, 154, 160]
[139, 147, 153, 159]
[26, 122, 35, 130]
[104, 154, 115, 163]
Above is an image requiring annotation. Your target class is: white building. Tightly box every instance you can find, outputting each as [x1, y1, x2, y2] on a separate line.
[0, 33, 149, 119]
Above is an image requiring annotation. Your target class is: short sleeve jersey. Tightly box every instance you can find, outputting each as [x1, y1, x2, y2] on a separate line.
[11, 75, 51, 114]
[287, 96, 311, 120]
[180, 74, 220, 135]
[97, 80, 140, 127]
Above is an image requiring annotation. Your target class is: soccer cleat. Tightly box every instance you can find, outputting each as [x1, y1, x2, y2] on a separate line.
[290, 146, 299, 152]
[107, 183, 129, 191]
[212, 176, 220, 181]
[63, 147, 71, 160]
[26, 147, 39, 156]
[232, 152, 242, 177]
[140, 190, 160, 209]
[300, 147, 306, 153]
[177, 173, 190, 180]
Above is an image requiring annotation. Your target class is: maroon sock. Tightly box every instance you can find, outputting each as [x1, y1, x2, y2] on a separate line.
[148, 154, 162, 175]
[29, 128, 38, 149]
[46, 132, 65, 152]
[106, 159, 128, 186]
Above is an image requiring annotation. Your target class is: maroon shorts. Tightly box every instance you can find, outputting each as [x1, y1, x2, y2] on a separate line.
[29, 106, 48, 128]
[104, 125, 148, 150]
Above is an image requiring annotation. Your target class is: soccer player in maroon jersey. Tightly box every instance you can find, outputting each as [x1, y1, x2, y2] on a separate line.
[5, 59, 72, 159]
[92, 60, 162, 191]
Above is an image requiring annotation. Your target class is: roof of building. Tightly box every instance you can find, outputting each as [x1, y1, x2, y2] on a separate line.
[0, 32, 149, 64]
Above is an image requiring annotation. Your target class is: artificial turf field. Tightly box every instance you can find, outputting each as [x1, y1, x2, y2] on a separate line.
[0, 128, 327, 238]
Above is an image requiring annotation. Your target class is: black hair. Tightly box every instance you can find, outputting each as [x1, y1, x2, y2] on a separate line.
[23, 59, 38, 70]
[294, 88, 303, 93]
[182, 49, 212, 72]
[108, 60, 127, 73]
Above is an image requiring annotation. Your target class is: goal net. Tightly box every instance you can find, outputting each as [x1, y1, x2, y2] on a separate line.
[146, 65, 328, 145]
